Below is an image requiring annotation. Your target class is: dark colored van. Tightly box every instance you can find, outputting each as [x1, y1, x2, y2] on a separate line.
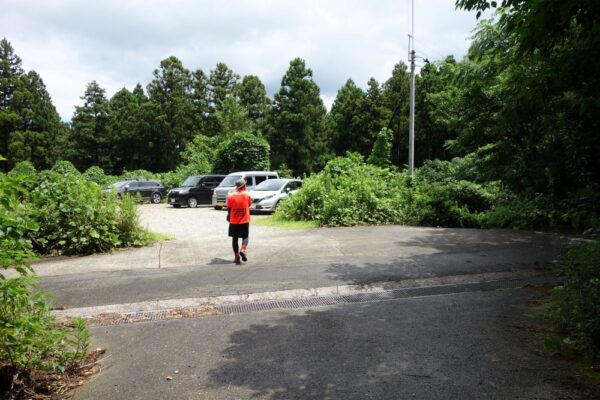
[167, 175, 225, 208]
[102, 180, 166, 204]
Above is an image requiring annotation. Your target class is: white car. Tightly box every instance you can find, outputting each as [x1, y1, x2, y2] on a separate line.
[249, 179, 302, 213]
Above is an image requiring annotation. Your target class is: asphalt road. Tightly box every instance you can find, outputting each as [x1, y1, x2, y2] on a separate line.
[30, 205, 591, 399]
[72, 289, 590, 400]
[37, 205, 565, 309]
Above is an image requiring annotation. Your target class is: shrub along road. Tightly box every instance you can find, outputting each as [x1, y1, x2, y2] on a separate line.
[29, 205, 592, 399]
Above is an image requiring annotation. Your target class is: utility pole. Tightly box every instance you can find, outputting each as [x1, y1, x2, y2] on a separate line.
[408, 47, 415, 176]
[408, 0, 416, 176]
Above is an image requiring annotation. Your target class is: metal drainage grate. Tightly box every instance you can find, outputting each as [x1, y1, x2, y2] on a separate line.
[89, 276, 560, 325]
[216, 276, 560, 315]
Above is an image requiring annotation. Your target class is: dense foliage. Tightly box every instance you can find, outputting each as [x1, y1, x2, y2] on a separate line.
[28, 168, 153, 255]
[0, 167, 90, 396]
[212, 131, 270, 174]
[278, 154, 500, 228]
[0, 166, 35, 277]
[550, 240, 600, 362]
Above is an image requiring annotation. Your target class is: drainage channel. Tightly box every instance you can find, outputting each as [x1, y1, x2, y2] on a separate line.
[86, 276, 560, 326]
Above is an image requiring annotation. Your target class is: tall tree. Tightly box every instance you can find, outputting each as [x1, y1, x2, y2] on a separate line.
[208, 62, 239, 111]
[0, 38, 23, 109]
[190, 69, 210, 135]
[364, 78, 389, 147]
[206, 63, 240, 136]
[238, 75, 271, 128]
[146, 56, 194, 171]
[268, 58, 328, 175]
[106, 88, 144, 173]
[382, 63, 410, 168]
[8, 71, 68, 169]
[327, 78, 373, 157]
[413, 56, 461, 163]
[70, 81, 110, 171]
[0, 38, 25, 161]
[454, 0, 600, 196]
[0, 39, 67, 170]
[215, 96, 252, 138]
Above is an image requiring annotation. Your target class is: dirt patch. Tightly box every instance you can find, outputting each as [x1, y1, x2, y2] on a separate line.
[85, 306, 220, 326]
[0, 349, 105, 400]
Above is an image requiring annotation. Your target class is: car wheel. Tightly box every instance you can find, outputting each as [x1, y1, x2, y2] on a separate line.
[214, 206, 222, 210]
[272, 201, 280, 211]
[187, 197, 198, 208]
[151, 193, 162, 204]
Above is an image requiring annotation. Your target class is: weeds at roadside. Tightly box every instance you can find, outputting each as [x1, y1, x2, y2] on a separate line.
[0, 347, 105, 400]
[252, 213, 319, 229]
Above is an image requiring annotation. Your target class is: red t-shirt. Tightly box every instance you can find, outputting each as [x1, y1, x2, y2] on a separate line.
[226, 189, 252, 224]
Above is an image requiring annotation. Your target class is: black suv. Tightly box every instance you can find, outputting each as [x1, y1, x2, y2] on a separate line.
[102, 180, 166, 204]
[167, 175, 225, 208]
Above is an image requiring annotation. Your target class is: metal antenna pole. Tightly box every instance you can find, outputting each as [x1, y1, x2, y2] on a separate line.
[408, 0, 416, 175]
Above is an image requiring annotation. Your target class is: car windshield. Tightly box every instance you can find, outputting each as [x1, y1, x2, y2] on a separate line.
[219, 175, 242, 187]
[254, 179, 286, 191]
[181, 176, 200, 187]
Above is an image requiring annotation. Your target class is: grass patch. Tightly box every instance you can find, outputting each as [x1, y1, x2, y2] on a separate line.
[145, 230, 175, 242]
[252, 214, 319, 229]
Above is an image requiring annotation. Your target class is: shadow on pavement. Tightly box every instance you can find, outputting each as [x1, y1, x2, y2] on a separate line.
[208, 258, 235, 265]
[205, 289, 578, 400]
[321, 228, 563, 285]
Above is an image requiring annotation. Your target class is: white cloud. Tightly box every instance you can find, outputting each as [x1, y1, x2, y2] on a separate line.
[1, 0, 483, 119]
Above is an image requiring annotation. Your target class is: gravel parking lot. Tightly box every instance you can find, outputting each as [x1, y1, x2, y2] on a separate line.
[137, 203, 272, 241]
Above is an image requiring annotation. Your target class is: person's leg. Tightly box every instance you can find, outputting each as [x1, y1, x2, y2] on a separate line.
[240, 237, 249, 261]
[232, 237, 241, 264]
[240, 224, 250, 261]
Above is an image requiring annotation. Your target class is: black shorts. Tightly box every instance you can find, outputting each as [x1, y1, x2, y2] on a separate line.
[228, 223, 249, 238]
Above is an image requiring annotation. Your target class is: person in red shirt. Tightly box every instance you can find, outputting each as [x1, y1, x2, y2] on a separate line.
[226, 179, 252, 264]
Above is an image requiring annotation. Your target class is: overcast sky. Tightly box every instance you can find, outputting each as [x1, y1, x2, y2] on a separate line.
[2, 0, 483, 120]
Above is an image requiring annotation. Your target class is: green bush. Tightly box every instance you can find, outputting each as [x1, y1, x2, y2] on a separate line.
[276, 163, 294, 179]
[212, 131, 270, 174]
[478, 193, 558, 229]
[0, 276, 89, 373]
[115, 194, 153, 246]
[1, 169, 90, 396]
[0, 174, 36, 277]
[279, 153, 414, 226]
[367, 128, 393, 168]
[559, 184, 600, 234]
[83, 165, 110, 186]
[550, 240, 600, 362]
[8, 161, 36, 178]
[120, 169, 157, 181]
[30, 170, 150, 255]
[278, 154, 502, 228]
[51, 160, 79, 175]
[414, 180, 500, 228]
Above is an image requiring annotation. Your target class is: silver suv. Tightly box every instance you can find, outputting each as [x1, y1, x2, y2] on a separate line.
[212, 171, 279, 209]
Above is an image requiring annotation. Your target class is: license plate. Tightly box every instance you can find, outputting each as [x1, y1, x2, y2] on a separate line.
[169, 198, 175, 204]
[217, 202, 225, 207]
